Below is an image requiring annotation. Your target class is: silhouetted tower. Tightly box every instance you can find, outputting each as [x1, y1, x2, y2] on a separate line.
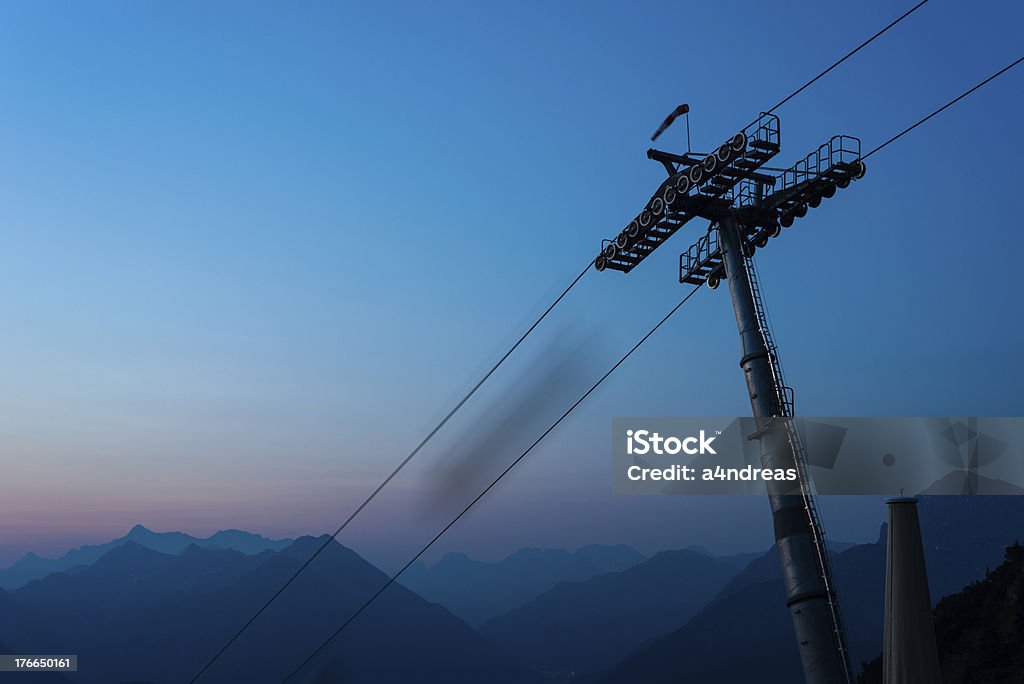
[884, 497, 942, 683]
[595, 114, 866, 684]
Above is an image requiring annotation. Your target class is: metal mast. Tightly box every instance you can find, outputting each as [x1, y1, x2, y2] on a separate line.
[594, 114, 866, 683]
[717, 216, 853, 682]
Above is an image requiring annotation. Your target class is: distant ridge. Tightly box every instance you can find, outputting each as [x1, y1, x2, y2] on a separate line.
[481, 548, 743, 676]
[401, 544, 646, 626]
[0, 525, 292, 590]
[0, 536, 541, 683]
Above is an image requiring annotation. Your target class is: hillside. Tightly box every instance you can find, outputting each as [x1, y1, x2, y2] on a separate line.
[859, 542, 1024, 683]
[599, 496, 1024, 683]
[481, 549, 742, 676]
[401, 544, 646, 626]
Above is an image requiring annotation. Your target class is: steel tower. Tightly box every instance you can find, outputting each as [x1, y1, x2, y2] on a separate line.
[595, 115, 866, 684]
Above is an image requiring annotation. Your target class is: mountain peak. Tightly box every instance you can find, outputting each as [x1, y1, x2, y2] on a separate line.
[440, 551, 471, 562]
[93, 540, 168, 570]
[685, 544, 713, 557]
[127, 524, 153, 538]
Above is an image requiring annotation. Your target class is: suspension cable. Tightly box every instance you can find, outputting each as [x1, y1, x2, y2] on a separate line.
[279, 284, 703, 682]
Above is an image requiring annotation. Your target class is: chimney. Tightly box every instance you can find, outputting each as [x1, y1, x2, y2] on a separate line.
[884, 497, 941, 683]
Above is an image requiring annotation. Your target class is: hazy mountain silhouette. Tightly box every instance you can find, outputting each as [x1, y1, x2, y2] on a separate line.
[691, 546, 769, 570]
[401, 544, 646, 626]
[0, 537, 540, 684]
[480, 549, 742, 676]
[0, 524, 291, 590]
[711, 538, 859, 603]
[598, 496, 1024, 683]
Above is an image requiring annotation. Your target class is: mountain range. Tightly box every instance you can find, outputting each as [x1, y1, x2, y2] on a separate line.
[0, 536, 538, 684]
[2, 496, 1019, 683]
[0, 525, 292, 590]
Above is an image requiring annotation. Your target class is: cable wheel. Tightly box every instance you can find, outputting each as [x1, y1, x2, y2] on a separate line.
[702, 154, 718, 174]
[627, 220, 640, 237]
[675, 174, 691, 194]
[639, 211, 652, 227]
[615, 232, 629, 249]
[715, 144, 732, 164]
[852, 160, 867, 179]
[821, 183, 836, 198]
[780, 213, 794, 228]
[793, 203, 808, 218]
[650, 197, 664, 215]
[755, 233, 769, 248]
[603, 243, 617, 259]
[707, 274, 720, 290]
[688, 165, 703, 186]
[663, 186, 677, 206]
[808, 194, 821, 208]
[729, 132, 747, 152]
[595, 255, 607, 271]
[769, 223, 782, 238]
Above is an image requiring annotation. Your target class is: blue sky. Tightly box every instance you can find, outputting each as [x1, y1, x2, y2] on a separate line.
[0, 1, 1022, 568]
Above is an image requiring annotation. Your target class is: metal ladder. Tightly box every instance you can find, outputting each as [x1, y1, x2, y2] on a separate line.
[743, 255, 856, 684]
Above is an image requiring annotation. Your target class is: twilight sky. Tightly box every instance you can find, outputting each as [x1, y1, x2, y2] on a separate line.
[1, 1, 1022, 570]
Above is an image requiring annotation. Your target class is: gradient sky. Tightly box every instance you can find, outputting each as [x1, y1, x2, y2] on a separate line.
[1, 1, 1022, 570]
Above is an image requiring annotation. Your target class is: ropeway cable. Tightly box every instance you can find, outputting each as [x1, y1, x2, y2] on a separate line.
[280, 50, 1024, 678]
[279, 283, 704, 682]
[862, 55, 1024, 160]
[761, 0, 933, 118]
[189, 258, 594, 682]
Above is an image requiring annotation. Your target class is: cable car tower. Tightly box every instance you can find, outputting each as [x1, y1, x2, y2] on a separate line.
[595, 112, 866, 684]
